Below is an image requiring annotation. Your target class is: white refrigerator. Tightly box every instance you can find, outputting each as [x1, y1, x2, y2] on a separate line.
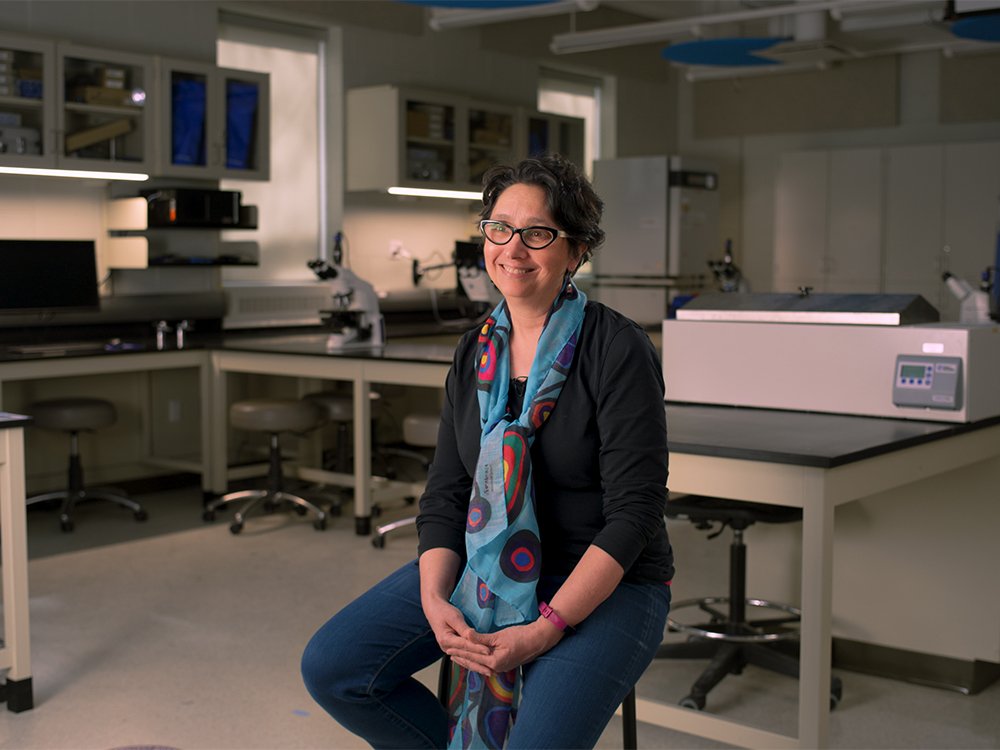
[590, 155, 720, 326]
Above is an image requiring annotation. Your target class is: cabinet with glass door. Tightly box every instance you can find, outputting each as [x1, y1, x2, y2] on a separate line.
[158, 58, 269, 180]
[466, 102, 516, 188]
[0, 33, 55, 168]
[523, 110, 585, 169]
[57, 44, 153, 174]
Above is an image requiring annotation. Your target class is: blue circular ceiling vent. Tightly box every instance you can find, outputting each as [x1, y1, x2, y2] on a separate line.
[661, 37, 790, 67]
[951, 13, 1000, 42]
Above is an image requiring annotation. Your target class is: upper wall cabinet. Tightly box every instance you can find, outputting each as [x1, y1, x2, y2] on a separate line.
[0, 33, 269, 181]
[524, 110, 585, 168]
[57, 43, 154, 173]
[347, 85, 583, 194]
[157, 58, 269, 181]
[0, 33, 56, 167]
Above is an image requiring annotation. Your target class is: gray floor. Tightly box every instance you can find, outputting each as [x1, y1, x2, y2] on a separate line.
[3, 486, 999, 750]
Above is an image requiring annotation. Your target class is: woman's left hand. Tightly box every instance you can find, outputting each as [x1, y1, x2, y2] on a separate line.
[463, 619, 564, 675]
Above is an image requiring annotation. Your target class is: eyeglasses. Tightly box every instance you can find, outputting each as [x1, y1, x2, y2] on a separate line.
[479, 220, 569, 250]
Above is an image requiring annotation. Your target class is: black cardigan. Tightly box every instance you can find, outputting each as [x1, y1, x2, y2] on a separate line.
[416, 301, 674, 584]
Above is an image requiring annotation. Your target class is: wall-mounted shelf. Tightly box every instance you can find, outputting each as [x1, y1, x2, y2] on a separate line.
[106, 196, 260, 269]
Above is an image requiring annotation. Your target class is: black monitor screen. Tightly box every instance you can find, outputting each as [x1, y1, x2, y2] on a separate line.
[0, 240, 100, 314]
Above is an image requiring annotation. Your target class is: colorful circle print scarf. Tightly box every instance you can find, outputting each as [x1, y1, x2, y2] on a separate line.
[446, 275, 587, 749]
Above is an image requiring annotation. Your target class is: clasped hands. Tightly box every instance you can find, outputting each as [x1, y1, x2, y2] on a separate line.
[424, 596, 563, 677]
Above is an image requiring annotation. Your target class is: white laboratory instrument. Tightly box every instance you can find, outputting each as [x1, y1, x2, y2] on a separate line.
[943, 271, 992, 325]
[590, 155, 720, 326]
[663, 292, 1000, 423]
[308, 259, 385, 348]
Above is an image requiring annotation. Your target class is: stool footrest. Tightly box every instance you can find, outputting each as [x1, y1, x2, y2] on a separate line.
[667, 597, 801, 643]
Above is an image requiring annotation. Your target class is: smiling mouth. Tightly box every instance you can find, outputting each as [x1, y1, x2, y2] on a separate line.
[500, 264, 534, 276]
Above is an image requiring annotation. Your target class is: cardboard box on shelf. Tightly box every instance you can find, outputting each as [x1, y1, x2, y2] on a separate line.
[70, 85, 136, 107]
[65, 117, 132, 153]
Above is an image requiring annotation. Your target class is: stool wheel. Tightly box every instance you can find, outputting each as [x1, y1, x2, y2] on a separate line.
[831, 678, 843, 710]
[371, 535, 386, 549]
[230, 522, 244, 535]
[60, 519, 75, 533]
[135, 510, 149, 522]
[679, 694, 705, 711]
[202, 510, 216, 522]
[313, 518, 327, 531]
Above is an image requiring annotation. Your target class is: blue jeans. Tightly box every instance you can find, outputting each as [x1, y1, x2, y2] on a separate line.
[301, 560, 671, 749]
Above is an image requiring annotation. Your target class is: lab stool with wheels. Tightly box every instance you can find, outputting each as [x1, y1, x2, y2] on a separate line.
[203, 399, 328, 534]
[371, 412, 438, 548]
[656, 494, 842, 712]
[25, 397, 147, 532]
[437, 656, 638, 749]
[303, 388, 393, 478]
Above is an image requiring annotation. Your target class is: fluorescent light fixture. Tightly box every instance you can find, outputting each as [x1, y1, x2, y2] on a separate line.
[429, 0, 597, 31]
[0, 166, 150, 181]
[551, 0, 885, 54]
[388, 186, 482, 200]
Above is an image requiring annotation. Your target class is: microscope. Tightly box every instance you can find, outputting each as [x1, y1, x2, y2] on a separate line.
[308, 257, 385, 349]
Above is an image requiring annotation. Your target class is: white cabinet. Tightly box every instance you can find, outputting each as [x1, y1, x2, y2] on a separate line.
[347, 85, 584, 194]
[0, 33, 55, 168]
[157, 58, 269, 180]
[57, 43, 154, 173]
[775, 141, 1000, 320]
[884, 144, 945, 309]
[775, 147, 882, 294]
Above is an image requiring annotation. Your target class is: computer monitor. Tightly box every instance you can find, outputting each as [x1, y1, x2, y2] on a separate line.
[0, 239, 100, 314]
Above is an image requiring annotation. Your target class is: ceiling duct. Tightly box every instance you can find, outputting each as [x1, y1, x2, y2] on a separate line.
[757, 7, 856, 65]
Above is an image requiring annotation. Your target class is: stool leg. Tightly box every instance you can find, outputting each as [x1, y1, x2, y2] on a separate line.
[60, 432, 85, 531]
[622, 687, 637, 750]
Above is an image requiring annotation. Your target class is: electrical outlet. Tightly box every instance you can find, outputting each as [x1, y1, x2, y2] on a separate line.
[389, 240, 404, 259]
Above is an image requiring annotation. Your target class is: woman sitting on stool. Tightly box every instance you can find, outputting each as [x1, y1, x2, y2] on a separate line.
[302, 154, 674, 749]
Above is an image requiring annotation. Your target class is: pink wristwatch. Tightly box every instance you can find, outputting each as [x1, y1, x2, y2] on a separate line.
[538, 601, 575, 634]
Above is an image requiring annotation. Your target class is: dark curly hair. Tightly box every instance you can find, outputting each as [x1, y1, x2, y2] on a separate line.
[480, 154, 605, 271]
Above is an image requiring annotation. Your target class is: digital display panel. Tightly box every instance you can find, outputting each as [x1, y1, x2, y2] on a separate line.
[0, 240, 100, 314]
[900, 364, 927, 379]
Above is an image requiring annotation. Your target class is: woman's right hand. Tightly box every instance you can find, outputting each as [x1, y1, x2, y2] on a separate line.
[419, 549, 492, 673]
[422, 594, 491, 670]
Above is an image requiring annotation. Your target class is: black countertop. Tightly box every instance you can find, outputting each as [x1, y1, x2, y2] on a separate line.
[215, 331, 459, 365]
[666, 402, 1000, 468]
[0, 412, 32, 429]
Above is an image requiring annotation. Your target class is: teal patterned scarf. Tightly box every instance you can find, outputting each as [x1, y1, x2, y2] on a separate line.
[446, 276, 587, 750]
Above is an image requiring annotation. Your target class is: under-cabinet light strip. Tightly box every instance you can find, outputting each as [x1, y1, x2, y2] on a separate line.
[388, 186, 482, 201]
[0, 166, 150, 181]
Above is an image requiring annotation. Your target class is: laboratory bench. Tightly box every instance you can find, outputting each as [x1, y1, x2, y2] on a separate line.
[3, 333, 1000, 745]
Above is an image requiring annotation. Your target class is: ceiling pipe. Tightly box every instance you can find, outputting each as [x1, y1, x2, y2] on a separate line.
[550, 0, 941, 54]
[429, 0, 598, 31]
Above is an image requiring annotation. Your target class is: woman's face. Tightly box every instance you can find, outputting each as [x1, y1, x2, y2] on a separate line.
[483, 182, 581, 312]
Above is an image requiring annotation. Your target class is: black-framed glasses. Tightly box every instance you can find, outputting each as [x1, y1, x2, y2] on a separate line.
[479, 220, 569, 250]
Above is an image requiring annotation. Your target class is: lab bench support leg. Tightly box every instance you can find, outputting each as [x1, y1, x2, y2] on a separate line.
[353, 375, 372, 534]
[3, 676, 34, 712]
